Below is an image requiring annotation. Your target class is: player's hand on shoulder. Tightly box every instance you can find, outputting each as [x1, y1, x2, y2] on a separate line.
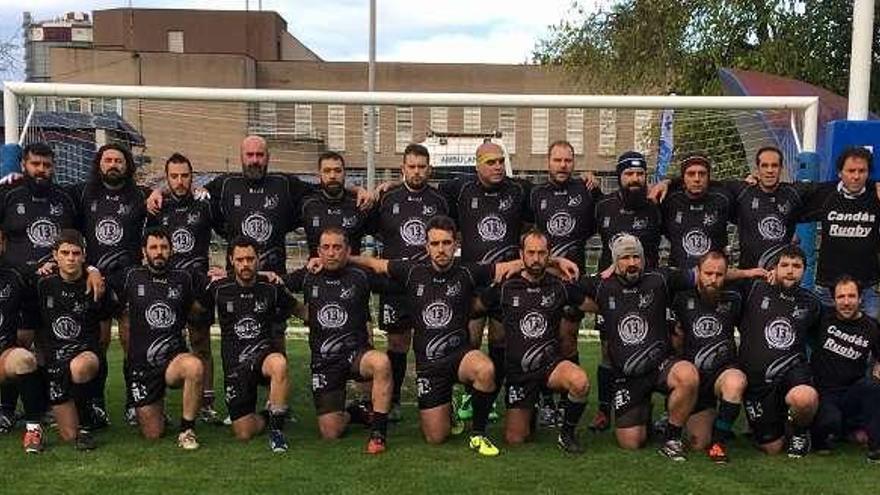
[353, 186, 375, 210]
[207, 265, 226, 282]
[36, 261, 56, 276]
[582, 171, 598, 190]
[193, 187, 210, 201]
[307, 257, 324, 274]
[146, 188, 164, 214]
[647, 179, 670, 203]
[259, 271, 282, 284]
[599, 265, 614, 280]
[0, 172, 23, 185]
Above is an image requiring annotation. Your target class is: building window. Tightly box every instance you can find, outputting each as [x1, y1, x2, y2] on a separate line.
[249, 102, 277, 136]
[294, 104, 312, 138]
[531, 108, 549, 155]
[395, 107, 413, 153]
[430, 107, 448, 133]
[463, 107, 481, 133]
[634, 109, 654, 154]
[598, 108, 617, 157]
[167, 30, 184, 53]
[362, 106, 380, 152]
[566, 108, 584, 154]
[327, 105, 345, 151]
[498, 108, 516, 154]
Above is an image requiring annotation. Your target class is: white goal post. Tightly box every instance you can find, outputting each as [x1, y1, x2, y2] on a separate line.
[4, 81, 819, 189]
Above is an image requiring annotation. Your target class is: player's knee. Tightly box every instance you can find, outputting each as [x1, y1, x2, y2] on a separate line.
[671, 362, 699, 391]
[423, 430, 446, 444]
[474, 362, 496, 390]
[232, 425, 254, 441]
[366, 353, 391, 379]
[720, 371, 747, 399]
[8, 349, 37, 375]
[570, 372, 589, 399]
[616, 436, 642, 451]
[788, 386, 818, 411]
[141, 423, 164, 440]
[184, 356, 204, 380]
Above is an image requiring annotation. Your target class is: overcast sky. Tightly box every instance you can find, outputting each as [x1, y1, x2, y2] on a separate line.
[0, 0, 602, 79]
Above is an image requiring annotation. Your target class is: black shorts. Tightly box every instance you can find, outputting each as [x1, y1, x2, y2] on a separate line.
[562, 305, 585, 323]
[223, 351, 274, 422]
[311, 347, 371, 415]
[505, 360, 561, 410]
[415, 348, 470, 410]
[473, 285, 502, 322]
[379, 294, 413, 334]
[129, 354, 183, 408]
[694, 363, 741, 413]
[46, 350, 100, 406]
[612, 357, 679, 429]
[744, 362, 813, 445]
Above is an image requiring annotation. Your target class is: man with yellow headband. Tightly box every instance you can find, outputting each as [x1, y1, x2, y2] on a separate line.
[438, 142, 533, 422]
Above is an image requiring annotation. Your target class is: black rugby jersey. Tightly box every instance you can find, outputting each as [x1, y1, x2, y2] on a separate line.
[580, 269, 692, 376]
[387, 259, 494, 367]
[284, 265, 376, 366]
[371, 183, 449, 261]
[75, 182, 149, 273]
[205, 173, 316, 274]
[529, 179, 598, 269]
[35, 273, 113, 363]
[0, 265, 29, 350]
[481, 273, 583, 380]
[146, 193, 213, 271]
[0, 178, 79, 269]
[810, 312, 880, 389]
[661, 187, 733, 269]
[112, 266, 203, 368]
[594, 191, 663, 271]
[737, 279, 822, 385]
[203, 275, 294, 369]
[800, 182, 880, 287]
[671, 287, 743, 374]
[300, 189, 372, 257]
[439, 177, 532, 263]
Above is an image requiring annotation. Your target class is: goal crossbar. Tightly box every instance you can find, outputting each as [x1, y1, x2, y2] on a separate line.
[3, 81, 819, 153]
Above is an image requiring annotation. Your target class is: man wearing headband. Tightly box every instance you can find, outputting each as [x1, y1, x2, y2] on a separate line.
[438, 142, 533, 422]
[590, 150, 664, 432]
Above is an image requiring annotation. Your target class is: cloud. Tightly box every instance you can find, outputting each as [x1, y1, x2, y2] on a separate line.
[0, 0, 598, 67]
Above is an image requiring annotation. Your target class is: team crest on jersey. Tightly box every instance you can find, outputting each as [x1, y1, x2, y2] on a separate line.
[618, 313, 648, 345]
[27, 218, 58, 247]
[52, 316, 80, 340]
[340, 287, 354, 300]
[693, 315, 722, 338]
[520, 312, 548, 338]
[263, 194, 279, 210]
[146, 301, 176, 329]
[764, 317, 795, 349]
[792, 305, 809, 320]
[241, 212, 272, 243]
[15, 203, 24, 215]
[758, 215, 785, 241]
[400, 218, 426, 246]
[186, 212, 200, 225]
[638, 293, 654, 309]
[569, 195, 583, 207]
[0, 284, 10, 300]
[422, 300, 453, 329]
[541, 294, 555, 307]
[498, 196, 513, 212]
[632, 218, 647, 230]
[96, 217, 124, 246]
[445, 281, 461, 297]
[233, 317, 261, 339]
[317, 303, 348, 329]
[342, 216, 357, 228]
[49, 202, 62, 216]
[312, 373, 328, 392]
[172, 227, 195, 254]
[547, 211, 576, 237]
[72, 301, 85, 314]
[423, 205, 437, 216]
[682, 229, 710, 256]
[478, 214, 507, 241]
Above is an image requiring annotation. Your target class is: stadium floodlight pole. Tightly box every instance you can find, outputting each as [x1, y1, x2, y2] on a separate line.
[847, 0, 875, 120]
[1, 82, 820, 152]
[366, 0, 377, 190]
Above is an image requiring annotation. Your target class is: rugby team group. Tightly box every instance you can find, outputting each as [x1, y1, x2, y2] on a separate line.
[0, 134, 878, 464]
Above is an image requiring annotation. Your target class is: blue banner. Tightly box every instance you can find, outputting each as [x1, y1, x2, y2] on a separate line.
[655, 108, 674, 181]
